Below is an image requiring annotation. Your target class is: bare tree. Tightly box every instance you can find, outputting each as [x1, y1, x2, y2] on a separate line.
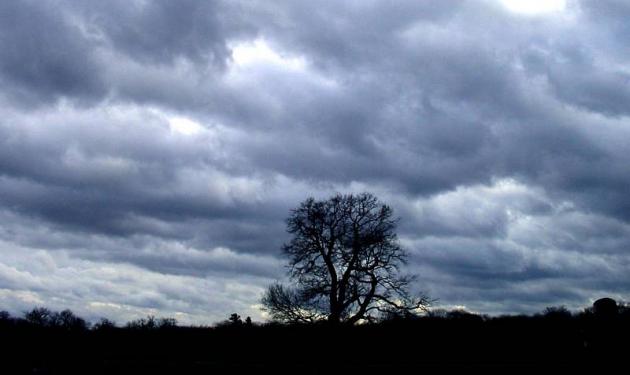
[262, 193, 429, 324]
[52, 309, 88, 330]
[24, 307, 53, 327]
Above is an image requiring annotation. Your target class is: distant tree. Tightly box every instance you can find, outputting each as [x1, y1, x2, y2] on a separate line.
[229, 313, 242, 326]
[93, 318, 117, 330]
[445, 309, 482, 321]
[261, 193, 429, 324]
[542, 306, 572, 320]
[215, 313, 249, 328]
[0, 310, 13, 327]
[24, 307, 53, 327]
[52, 309, 88, 330]
[125, 315, 177, 329]
[126, 315, 158, 329]
[158, 317, 178, 328]
[593, 298, 618, 318]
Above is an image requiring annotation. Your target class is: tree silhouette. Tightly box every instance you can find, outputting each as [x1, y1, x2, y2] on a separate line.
[24, 307, 53, 327]
[593, 298, 618, 318]
[93, 317, 117, 330]
[125, 315, 176, 329]
[229, 313, 242, 326]
[261, 192, 429, 324]
[52, 309, 88, 330]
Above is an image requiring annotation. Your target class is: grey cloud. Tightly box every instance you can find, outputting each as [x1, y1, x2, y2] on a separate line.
[247, 0, 464, 71]
[548, 64, 630, 117]
[403, 182, 630, 313]
[0, 240, 270, 324]
[0, 1, 105, 105]
[0, 0, 629, 321]
[74, 0, 249, 68]
[0, 0, 253, 108]
[222, 0, 623, 204]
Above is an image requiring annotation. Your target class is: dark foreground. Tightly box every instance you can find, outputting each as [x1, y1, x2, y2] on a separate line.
[1, 308, 628, 374]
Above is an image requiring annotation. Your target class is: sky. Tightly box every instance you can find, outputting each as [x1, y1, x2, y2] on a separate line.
[0, 0, 629, 325]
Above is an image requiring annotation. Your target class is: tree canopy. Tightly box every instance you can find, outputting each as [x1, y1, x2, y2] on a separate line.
[262, 192, 429, 324]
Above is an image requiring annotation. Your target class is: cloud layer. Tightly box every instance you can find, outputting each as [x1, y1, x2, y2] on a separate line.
[0, 0, 629, 323]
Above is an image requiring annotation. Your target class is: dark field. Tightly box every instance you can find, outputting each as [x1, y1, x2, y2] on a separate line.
[1, 305, 628, 374]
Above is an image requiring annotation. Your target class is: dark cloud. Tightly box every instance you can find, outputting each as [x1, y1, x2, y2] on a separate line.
[0, 0, 252, 108]
[0, 0, 629, 322]
[76, 0, 249, 68]
[0, 1, 105, 105]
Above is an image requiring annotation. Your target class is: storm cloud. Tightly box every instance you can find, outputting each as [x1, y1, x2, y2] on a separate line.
[0, 0, 629, 324]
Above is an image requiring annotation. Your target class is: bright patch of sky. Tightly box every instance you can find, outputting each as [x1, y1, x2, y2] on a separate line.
[499, 0, 566, 15]
[168, 116, 204, 136]
[230, 38, 307, 71]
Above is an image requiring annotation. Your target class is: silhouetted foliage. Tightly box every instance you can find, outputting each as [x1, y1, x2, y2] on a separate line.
[0, 310, 11, 322]
[93, 318, 117, 330]
[0, 310, 14, 329]
[21, 307, 89, 332]
[126, 315, 155, 329]
[593, 297, 618, 317]
[158, 317, 178, 328]
[229, 313, 242, 325]
[126, 315, 177, 330]
[217, 313, 256, 328]
[445, 309, 485, 322]
[1, 299, 629, 372]
[24, 307, 54, 327]
[53, 309, 89, 330]
[262, 193, 429, 324]
[542, 305, 572, 320]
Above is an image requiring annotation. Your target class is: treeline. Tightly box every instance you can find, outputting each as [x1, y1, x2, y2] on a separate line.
[0, 307, 179, 331]
[0, 308, 258, 331]
[0, 299, 629, 373]
[2, 298, 628, 330]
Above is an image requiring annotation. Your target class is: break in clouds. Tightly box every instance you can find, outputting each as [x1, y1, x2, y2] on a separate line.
[0, 0, 629, 324]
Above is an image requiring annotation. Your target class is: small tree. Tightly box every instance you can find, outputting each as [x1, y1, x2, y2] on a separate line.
[126, 315, 158, 330]
[24, 307, 53, 327]
[228, 313, 242, 326]
[93, 318, 117, 330]
[261, 193, 429, 324]
[52, 309, 88, 330]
